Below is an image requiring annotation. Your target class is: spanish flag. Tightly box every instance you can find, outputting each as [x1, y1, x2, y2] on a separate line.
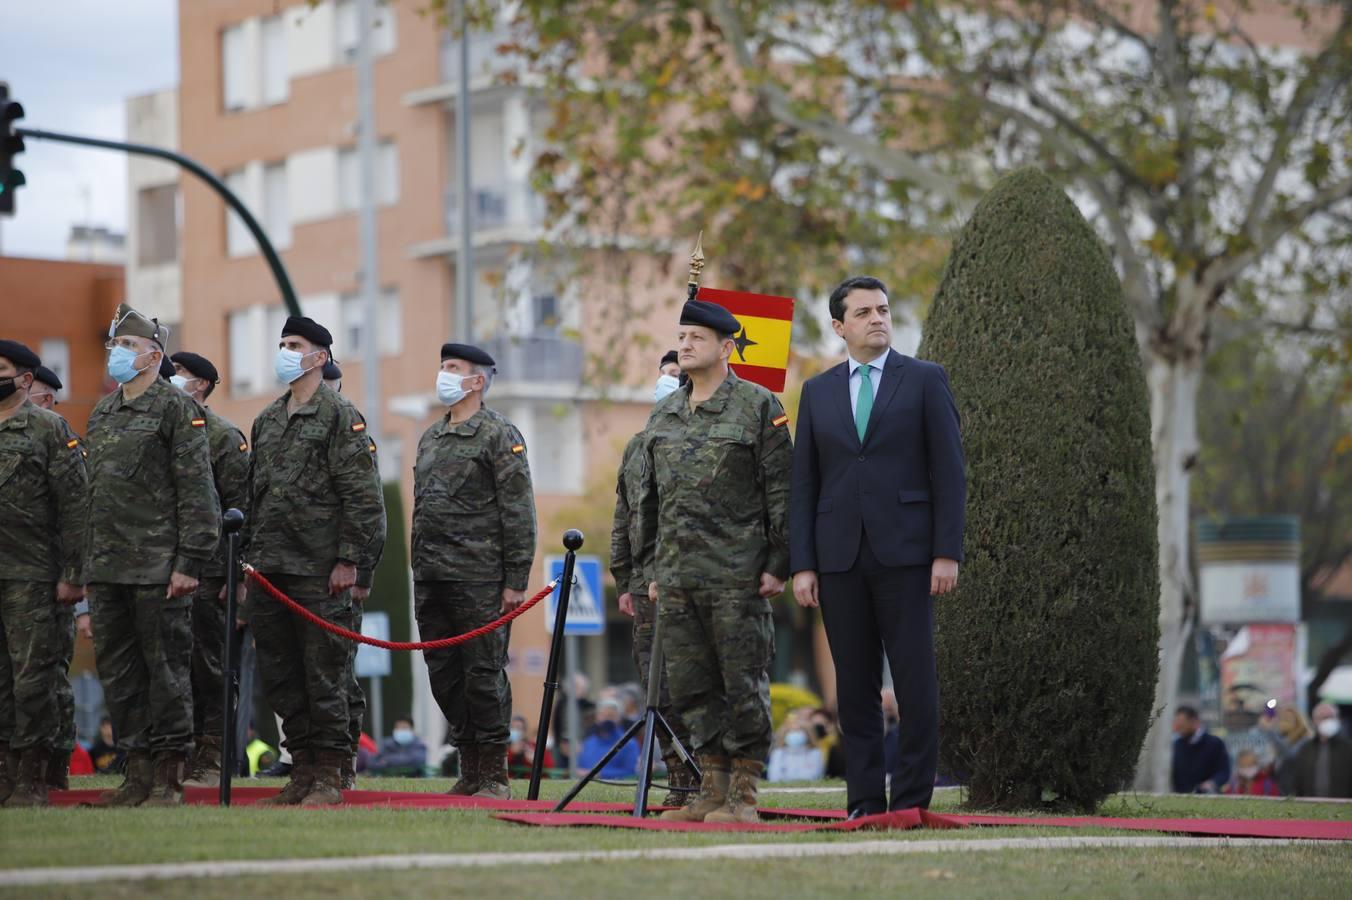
[697, 287, 794, 392]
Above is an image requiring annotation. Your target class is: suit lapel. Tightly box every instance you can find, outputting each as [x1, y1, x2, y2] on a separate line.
[862, 350, 905, 449]
[830, 361, 859, 449]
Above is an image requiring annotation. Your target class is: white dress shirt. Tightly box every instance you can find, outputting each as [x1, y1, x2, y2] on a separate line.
[847, 349, 890, 418]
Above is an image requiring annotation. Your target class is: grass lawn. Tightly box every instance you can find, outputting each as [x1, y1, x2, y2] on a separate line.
[2, 777, 1348, 898]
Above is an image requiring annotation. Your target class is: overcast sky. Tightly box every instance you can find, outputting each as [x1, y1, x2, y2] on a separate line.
[0, 0, 178, 259]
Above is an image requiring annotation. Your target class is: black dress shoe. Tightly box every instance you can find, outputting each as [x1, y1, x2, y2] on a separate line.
[259, 760, 292, 778]
[847, 806, 885, 820]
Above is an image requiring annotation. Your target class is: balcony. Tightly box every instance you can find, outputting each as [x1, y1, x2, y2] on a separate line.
[440, 30, 519, 84]
[482, 335, 583, 385]
[444, 183, 545, 237]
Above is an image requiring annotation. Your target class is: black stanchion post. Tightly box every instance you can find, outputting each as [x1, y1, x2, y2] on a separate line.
[219, 508, 245, 807]
[527, 529, 583, 801]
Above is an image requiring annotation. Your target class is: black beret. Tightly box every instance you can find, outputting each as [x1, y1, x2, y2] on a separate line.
[679, 299, 740, 336]
[281, 315, 333, 348]
[440, 342, 496, 368]
[659, 350, 679, 370]
[322, 361, 343, 381]
[159, 355, 176, 379]
[33, 365, 63, 391]
[171, 352, 220, 385]
[0, 340, 41, 369]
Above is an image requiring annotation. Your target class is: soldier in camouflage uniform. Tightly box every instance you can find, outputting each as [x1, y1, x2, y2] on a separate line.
[164, 352, 251, 788]
[413, 343, 536, 799]
[0, 341, 88, 807]
[610, 349, 696, 806]
[85, 305, 222, 807]
[246, 316, 385, 806]
[638, 300, 792, 824]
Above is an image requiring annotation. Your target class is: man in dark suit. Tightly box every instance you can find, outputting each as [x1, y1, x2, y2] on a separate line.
[789, 275, 966, 817]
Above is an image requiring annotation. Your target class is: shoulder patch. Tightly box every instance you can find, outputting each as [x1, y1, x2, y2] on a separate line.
[352, 422, 367, 433]
[191, 418, 207, 428]
[772, 414, 789, 428]
[511, 444, 525, 454]
[66, 437, 80, 449]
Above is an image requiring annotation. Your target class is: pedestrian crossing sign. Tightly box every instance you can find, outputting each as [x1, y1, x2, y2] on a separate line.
[544, 554, 605, 636]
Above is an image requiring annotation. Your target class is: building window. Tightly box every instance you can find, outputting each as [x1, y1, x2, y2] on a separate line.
[532, 294, 559, 335]
[338, 141, 400, 211]
[260, 15, 289, 105]
[228, 308, 259, 396]
[136, 185, 178, 267]
[339, 288, 402, 358]
[223, 169, 252, 258]
[263, 162, 291, 250]
[336, 0, 398, 62]
[38, 339, 71, 402]
[221, 24, 248, 112]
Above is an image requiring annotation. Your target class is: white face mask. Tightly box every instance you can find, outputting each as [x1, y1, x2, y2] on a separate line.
[1238, 766, 1260, 780]
[653, 373, 680, 402]
[1317, 718, 1342, 739]
[436, 371, 468, 406]
[169, 374, 193, 394]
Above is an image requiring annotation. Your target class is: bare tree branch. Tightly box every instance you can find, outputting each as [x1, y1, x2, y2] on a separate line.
[1207, 174, 1352, 290]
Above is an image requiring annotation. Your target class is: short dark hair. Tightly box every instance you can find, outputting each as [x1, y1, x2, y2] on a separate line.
[202, 380, 217, 401]
[395, 715, 414, 728]
[1175, 705, 1199, 720]
[829, 275, 889, 322]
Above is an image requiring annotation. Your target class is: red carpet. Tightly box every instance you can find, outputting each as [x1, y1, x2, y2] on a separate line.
[495, 808, 935, 833]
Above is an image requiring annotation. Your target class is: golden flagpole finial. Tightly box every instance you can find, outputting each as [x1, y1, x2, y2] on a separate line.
[687, 231, 705, 301]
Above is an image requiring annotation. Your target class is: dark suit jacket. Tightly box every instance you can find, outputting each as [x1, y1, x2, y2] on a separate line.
[789, 350, 965, 574]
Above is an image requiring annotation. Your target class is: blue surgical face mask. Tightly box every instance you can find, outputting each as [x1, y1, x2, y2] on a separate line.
[107, 346, 152, 385]
[436, 371, 467, 406]
[275, 348, 318, 385]
[392, 728, 415, 745]
[169, 374, 192, 394]
[654, 373, 680, 402]
[784, 730, 809, 749]
[509, 728, 524, 744]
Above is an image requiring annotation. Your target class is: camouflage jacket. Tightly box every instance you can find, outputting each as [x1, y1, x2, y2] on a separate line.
[201, 406, 251, 579]
[609, 432, 651, 598]
[638, 371, 793, 590]
[0, 400, 89, 584]
[245, 384, 386, 584]
[85, 378, 222, 583]
[411, 406, 536, 590]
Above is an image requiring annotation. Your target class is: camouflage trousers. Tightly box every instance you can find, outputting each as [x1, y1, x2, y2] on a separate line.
[190, 578, 226, 737]
[89, 583, 194, 753]
[632, 595, 692, 758]
[659, 587, 774, 761]
[251, 574, 353, 755]
[347, 603, 365, 751]
[415, 582, 510, 746]
[0, 581, 66, 750]
[54, 603, 75, 752]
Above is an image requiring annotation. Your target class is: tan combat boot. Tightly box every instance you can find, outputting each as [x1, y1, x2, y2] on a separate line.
[661, 751, 698, 807]
[46, 749, 71, 791]
[257, 749, 315, 806]
[5, 745, 52, 807]
[446, 743, 479, 796]
[183, 735, 223, 789]
[298, 750, 345, 806]
[704, 758, 765, 824]
[472, 743, 511, 800]
[91, 751, 154, 807]
[141, 749, 188, 807]
[341, 748, 357, 790]
[0, 742, 15, 804]
[659, 755, 729, 821]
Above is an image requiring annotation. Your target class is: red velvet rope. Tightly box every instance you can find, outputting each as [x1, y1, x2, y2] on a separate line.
[242, 565, 556, 651]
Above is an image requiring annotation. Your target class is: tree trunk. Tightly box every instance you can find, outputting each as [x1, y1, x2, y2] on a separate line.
[1136, 345, 1205, 791]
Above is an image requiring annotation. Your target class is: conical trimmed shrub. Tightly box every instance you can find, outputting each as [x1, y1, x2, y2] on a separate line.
[918, 167, 1159, 811]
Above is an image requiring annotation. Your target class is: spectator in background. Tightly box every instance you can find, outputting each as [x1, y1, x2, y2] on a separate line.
[808, 708, 847, 779]
[1171, 706, 1231, 793]
[880, 689, 901, 780]
[1261, 705, 1313, 794]
[577, 698, 638, 778]
[507, 714, 553, 779]
[768, 714, 826, 782]
[368, 717, 428, 777]
[88, 717, 123, 775]
[1291, 702, 1352, 798]
[1224, 749, 1279, 796]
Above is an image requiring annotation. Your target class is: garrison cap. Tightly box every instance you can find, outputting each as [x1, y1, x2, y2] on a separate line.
[159, 355, 176, 379]
[440, 342, 496, 368]
[322, 361, 343, 381]
[679, 299, 740, 336]
[280, 315, 333, 349]
[33, 365, 63, 391]
[171, 352, 220, 386]
[659, 350, 679, 370]
[109, 302, 171, 348]
[0, 340, 41, 369]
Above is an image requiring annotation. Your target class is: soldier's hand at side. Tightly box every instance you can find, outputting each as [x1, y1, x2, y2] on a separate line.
[792, 571, 819, 609]
[501, 588, 526, 613]
[618, 593, 635, 617]
[352, 586, 371, 603]
[758, 572, 786, 599]
[167, 571, 198, 599]
[931, 558, 959, 596]
[56, 581, 85, 605]
[329, 561, 358, 596]
[218, 583, 248, 608]
[648, 582, 658, 603]
[76, 613, 93, 641]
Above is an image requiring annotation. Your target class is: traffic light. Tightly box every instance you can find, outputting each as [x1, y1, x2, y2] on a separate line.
[0, 82, 25, 217]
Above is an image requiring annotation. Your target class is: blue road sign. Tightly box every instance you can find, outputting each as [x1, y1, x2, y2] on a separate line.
[545, 554, 605, 636]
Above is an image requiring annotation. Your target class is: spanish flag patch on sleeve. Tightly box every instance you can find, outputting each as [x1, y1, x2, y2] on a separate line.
[191, 418, 206, 428]
[511, 444, 525, 454]
[352, 422, 367, 433]
[772, 414, 789, 428]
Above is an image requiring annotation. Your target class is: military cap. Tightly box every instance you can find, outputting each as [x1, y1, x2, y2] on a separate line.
[659, 350, 679, 370]
[171, 352, 220, 386]
[440, 342, 496, 368]
[679, 299, 740, 336]
[109, 302, 171, 348]
[159, 355, 176, 379]
[280, 315, 333, 348]
[0, 339, 41, 369]
[322, 361, 343, 381]
[33, 365, 63, 391]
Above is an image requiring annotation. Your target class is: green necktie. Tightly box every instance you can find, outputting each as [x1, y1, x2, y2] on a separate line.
[855, 364, 874, 442]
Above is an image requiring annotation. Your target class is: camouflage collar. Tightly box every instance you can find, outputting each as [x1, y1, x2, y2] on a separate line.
[0, 399, 33, 430]
[280, 387, 324, 418]
[113, 376, 169, 412]
[438, 407, 484, 437]
[689, 370, 738, 416]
